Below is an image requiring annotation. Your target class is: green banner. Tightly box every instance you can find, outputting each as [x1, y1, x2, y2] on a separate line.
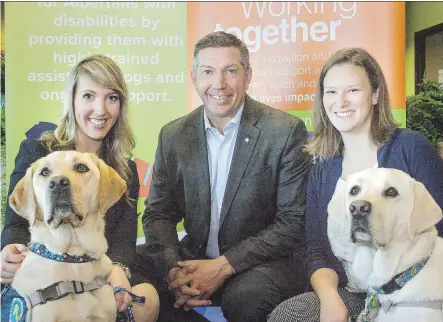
[5, 2, 188, 236]
[6, 1, 188, 176]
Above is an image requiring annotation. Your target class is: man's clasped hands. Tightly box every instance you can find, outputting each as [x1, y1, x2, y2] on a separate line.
[167, 256, 234, 311]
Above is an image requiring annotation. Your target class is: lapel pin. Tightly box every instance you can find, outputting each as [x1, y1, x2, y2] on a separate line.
[245, 138, 249, 142]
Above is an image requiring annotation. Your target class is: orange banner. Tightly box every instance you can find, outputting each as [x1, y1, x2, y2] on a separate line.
[187, 2, 405, 111]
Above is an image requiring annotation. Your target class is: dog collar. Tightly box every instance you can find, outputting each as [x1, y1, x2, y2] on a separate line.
[374, 256, 430, 294]
[28, 242, 96, 263]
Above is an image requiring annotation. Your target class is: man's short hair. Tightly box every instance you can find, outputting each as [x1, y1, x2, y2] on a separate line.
[193, 31, 250, 71]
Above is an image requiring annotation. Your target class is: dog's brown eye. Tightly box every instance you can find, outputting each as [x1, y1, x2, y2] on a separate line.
[384, 187, 399, 198]
[75, 163, 89, 173]
[40, 167, 50, 176]
[349, 185, 360, 196]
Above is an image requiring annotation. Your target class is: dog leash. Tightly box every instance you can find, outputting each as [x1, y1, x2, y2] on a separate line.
[360, 292, 442, 322]
[382, 300, 442, 312]
[358, 255, 433, 321]
[114, 286, 146, 322]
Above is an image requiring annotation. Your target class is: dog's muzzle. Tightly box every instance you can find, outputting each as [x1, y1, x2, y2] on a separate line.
[350, 200, 372, 244]
[47, 176, 82, 227]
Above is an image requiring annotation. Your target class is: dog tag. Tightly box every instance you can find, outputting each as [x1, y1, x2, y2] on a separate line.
[370, 294, 378, 308]
[359, 293, 379, 322]
[361, 294, 372, 322]
[360, 313, 372, 322]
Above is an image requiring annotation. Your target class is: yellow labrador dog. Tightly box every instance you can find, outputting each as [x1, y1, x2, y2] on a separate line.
[7, 151, 126, 322]
[328, 168, 443, 322]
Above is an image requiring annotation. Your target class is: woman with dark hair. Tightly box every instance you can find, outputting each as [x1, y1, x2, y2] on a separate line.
[268, 47, 443, 322]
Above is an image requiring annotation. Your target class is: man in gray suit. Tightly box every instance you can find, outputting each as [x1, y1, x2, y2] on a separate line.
[142, 31, 312, 321]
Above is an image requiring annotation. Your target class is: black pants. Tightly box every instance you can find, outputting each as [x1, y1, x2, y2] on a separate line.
[133, 244, 306, 322]
[216, 268, 300, 322]
[132, 244, 208, 322]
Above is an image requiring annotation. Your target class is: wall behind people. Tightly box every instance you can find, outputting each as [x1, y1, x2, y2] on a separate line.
[405, 1, 443, 96]
[188, 2, 405, 125]
[4, 2, 405, 238]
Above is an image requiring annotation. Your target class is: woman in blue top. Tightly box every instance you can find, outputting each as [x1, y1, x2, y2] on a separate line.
[268, 48, 443, 322]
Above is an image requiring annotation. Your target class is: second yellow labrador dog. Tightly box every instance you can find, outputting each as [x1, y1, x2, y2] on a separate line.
[7, 150, 126, 321]
[328, 168, 443, 322]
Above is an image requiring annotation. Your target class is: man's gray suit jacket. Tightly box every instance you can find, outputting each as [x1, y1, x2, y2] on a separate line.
[143, 95, 312, 288]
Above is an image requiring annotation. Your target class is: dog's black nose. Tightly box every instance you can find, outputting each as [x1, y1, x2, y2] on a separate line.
[349, 200, 372, 217]
[49, 176, 70, 190]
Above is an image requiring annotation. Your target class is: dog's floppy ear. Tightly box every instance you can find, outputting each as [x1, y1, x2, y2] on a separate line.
[94, 156, 127, 216]
[408, 180, 442, 240]
[9, 165, 39, 226]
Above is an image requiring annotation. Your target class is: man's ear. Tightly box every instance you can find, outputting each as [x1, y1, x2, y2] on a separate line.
[408, 180, 442, 240]
[9, 165, 39, 226]
[94, 156, 127, 216]
[245, 67, 252, 84]
[190, 69, 197, 86]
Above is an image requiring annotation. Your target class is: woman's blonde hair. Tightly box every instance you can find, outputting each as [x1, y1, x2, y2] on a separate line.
[305, 48, 399, 157]
[40, 54, 136, 185]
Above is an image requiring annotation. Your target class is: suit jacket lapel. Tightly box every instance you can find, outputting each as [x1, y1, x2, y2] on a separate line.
[186, 108, 211, 229]
[219, 97, 261, 226]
